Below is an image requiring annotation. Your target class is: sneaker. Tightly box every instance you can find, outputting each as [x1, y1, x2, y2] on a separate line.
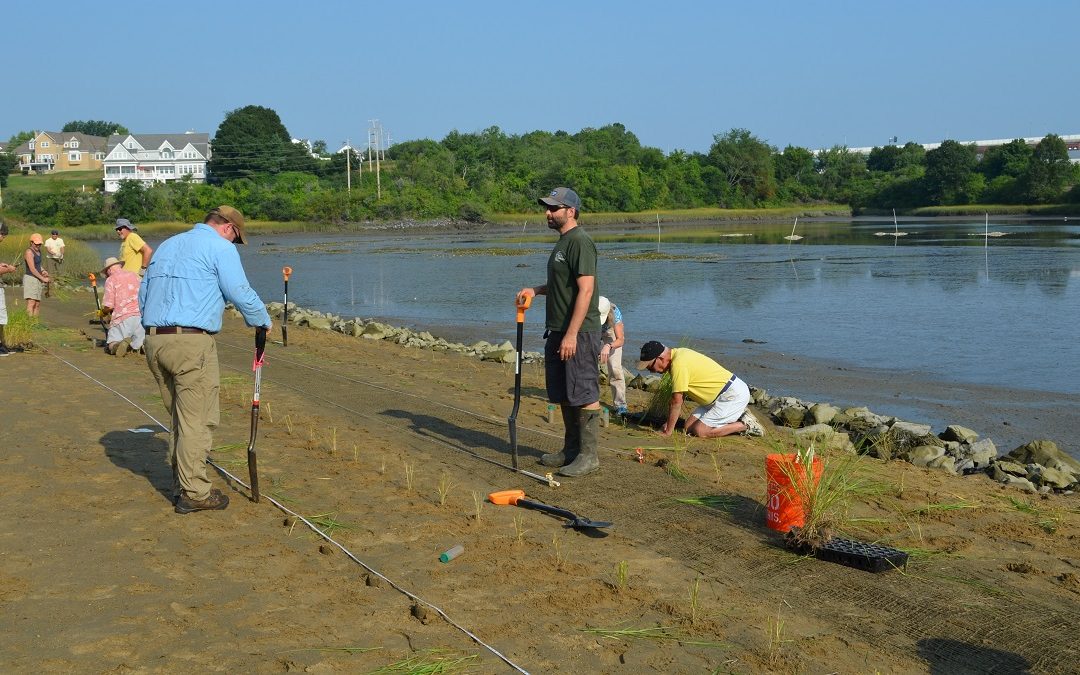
[0, 346, 10, 357]
[174, 488, 230, 514]
[740, 410, 766, 437]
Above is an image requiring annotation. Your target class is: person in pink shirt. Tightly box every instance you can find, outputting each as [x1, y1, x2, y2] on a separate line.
[100, 256, 146, 356]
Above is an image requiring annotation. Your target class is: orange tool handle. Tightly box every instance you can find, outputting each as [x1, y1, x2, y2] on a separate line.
[515, 294, 532, 322]
[88, 272, 97, 287]
[488, 489, 526, 506]
[282, 266, 293, 281]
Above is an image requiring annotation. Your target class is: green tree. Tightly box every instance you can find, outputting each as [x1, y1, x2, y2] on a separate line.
[705, 129, 776, 206]
[1022, 134, 1072, 203]
[209, 105, 317, 182]
[7, 130, 35, 148]
[311, 139, 329, 156]
[923, 140, 978, 205]
[815, 146, 867, 203]
[62, 120, 129, 137]
[0, 152, 18, 188]
[112, 180, 150, 222]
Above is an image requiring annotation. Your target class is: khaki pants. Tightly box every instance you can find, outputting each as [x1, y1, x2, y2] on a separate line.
[45, 257, 63, 276]
[145, 333, 220, 501]
[606, 345, 627, 408]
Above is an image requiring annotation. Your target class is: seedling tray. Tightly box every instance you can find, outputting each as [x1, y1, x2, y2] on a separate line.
[816, 537, 908, 573]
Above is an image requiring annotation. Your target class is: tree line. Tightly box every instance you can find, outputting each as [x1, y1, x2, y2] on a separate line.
[3, 106, 1078, 227]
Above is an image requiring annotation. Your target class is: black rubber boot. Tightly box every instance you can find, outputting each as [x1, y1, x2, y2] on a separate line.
[558, 408, 600, 477]
[540, 405, 580, 467]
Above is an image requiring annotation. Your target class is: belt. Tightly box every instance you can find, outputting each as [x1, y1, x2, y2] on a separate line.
[717, 374, 738, 397]
[153, 326, 208, 335]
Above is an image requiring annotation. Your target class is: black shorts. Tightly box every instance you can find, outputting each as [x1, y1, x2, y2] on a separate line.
[544, 330, 601, 406]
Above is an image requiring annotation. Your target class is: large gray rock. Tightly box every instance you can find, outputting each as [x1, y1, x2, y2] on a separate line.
[482, 348, 515, 363]
[927, 455, 957, 475]
[967, 439, 998, 468]
[808, 403, 839, 426]
[940, 425, 979, 443]
[303, 315, 333, 331]
[908, 445, 946, 468]
[361, 322, 393, 339]
[793, 424, 837, 442]
[1029, 466, 1077, 490]
[994, 460, 1029, 476]
[1008, 440, 1080, 474]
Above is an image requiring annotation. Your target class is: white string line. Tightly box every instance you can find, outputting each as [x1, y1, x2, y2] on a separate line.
[44, 347, 531, 675]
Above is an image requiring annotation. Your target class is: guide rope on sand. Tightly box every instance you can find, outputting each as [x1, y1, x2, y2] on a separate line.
[44, 347, 530, 675]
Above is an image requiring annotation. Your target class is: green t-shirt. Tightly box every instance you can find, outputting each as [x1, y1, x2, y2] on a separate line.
[545, 226, 600, 332]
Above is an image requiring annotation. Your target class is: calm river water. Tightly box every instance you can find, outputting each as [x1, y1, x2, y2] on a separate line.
[94, 217, 1080, 455]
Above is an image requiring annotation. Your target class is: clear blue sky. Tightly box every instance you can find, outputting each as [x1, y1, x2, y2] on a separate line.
[4, 0, 1077, 154]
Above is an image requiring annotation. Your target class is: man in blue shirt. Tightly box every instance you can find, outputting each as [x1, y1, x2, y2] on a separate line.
[140, 206, 272, 514]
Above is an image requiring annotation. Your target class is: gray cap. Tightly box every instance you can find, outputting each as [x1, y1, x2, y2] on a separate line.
[115, 218, 132, 231]
[538, 187, 581, 211]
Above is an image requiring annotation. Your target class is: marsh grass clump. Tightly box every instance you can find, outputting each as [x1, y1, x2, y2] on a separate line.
[2, 308, 40, 349]
[436, 473, 456, 507]
[778, 441, 877, 551]
[368, 650, 477, 674]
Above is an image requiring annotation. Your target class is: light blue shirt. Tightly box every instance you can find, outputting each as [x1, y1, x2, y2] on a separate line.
[140, 223, 270, 332]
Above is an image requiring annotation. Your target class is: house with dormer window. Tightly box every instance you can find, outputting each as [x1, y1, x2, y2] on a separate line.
[13, 131, 108, 174]
[102, 132, 210, 193]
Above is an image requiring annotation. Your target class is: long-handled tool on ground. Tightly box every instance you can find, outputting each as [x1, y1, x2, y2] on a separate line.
[507, 294, 532, 469]
[488, 489, 612, 530]
[281, 266, 292, 347]
[88, 273, 108, 343]
[247, 326, 268, 502]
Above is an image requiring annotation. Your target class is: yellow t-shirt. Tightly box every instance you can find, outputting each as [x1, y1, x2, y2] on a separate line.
[119, 232, 147, 273]
[669, 348, 733, 405]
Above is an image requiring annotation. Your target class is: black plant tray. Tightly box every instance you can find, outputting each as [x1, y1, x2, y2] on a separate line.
[816, 537, 908, 573]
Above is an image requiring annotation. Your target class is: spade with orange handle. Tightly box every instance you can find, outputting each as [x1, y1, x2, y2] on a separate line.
[281, 266, 293, 347]
[488, 489, 612, 530]
[507, 294, 532, 469]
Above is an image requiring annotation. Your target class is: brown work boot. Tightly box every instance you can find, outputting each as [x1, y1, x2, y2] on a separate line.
[174, 488, 230, 514]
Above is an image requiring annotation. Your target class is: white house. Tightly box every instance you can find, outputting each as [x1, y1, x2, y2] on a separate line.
[102, 132, 210, 193]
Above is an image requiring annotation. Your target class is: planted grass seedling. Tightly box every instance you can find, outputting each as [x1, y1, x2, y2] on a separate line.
[610, 560, 629, 592]
[471, 491, 484, 522]
[283, 414, 293, 435]
[436, 473, 456, 507]
[403, 461, 415, 491]
[1002, 496, 1063, 534]
[673, 495, 737, 511]
[512, 513, 526, 542]
[687, 577, 702, 625]
[766, 605, 793, 668]
[263, 400, 274, 424]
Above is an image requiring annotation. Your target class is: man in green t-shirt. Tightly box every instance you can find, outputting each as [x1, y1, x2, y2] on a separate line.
[637, 340, 765, 439]
[516, 187, 602, 477]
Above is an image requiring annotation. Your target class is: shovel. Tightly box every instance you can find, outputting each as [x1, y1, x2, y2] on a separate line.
[507, 294, 532, 469]
[247, 327, 268, 502]
[488, 489, 612, 530]
[281, 266, 292, 347]
[88, 273, 108, 344]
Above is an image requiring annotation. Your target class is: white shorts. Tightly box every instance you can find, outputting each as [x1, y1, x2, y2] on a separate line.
[0, 286, 7, 325]
[107, 315, 146, 349]
[691, 377, 750, 428]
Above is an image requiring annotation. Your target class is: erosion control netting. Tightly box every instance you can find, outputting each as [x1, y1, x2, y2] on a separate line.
[216, 342, 1079, 672]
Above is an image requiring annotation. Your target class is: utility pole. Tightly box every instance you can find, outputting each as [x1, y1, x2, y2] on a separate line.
[367, 119, 377, 173]
[369, 119, 381, 200]
[345, 137, 351, 193]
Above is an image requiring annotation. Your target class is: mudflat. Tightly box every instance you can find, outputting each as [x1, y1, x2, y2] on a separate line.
[1, 294, 1078, 673]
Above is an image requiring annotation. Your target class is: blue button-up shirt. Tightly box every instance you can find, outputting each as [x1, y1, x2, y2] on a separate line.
[140, 223, 271, 333]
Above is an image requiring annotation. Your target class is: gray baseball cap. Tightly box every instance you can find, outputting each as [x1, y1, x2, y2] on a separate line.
[538, 187, 581, 211]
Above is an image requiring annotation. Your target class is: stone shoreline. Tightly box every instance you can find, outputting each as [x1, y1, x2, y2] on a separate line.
[265, 300, 1079, 496]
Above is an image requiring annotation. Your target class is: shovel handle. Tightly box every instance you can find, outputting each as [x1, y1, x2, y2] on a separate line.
[488, 489, 526, 506]
[88, 272, 97, 287]
[515, 294, 532, 323]
[282, 266, 292, 282]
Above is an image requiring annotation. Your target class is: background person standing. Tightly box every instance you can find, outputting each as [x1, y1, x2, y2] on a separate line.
[597, 296, 627, 416]
[22, 233, 50, 317]
[115, 218, 152, 276]
[516, 187, 603, 478]
[140, 206, 271, 514]
[0, 222, 15, 355]
[43, 229, 64, 296]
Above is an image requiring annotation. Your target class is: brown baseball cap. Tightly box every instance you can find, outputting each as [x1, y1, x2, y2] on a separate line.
[209, 205, 247, 244]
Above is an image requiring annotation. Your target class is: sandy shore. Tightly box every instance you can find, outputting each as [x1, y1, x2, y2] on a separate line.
[1, 294, 1078, 673]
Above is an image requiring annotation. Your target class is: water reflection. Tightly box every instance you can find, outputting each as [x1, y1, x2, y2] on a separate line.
[89, 218, 1080, 394]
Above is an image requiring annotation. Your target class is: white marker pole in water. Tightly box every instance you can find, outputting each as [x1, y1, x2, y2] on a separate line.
[656, 213, 661, 253]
